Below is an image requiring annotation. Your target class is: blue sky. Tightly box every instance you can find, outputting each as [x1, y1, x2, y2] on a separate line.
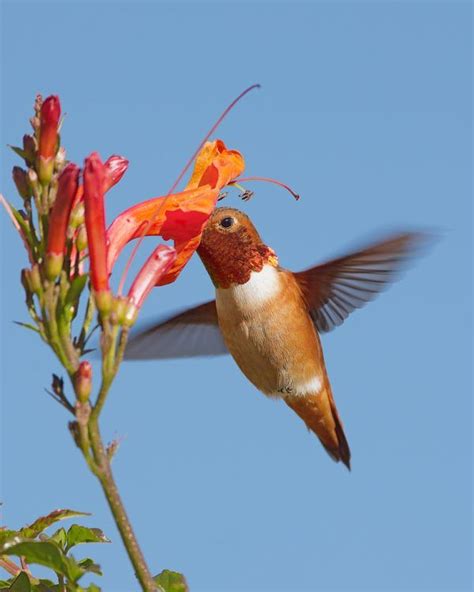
[1, 2, 472, 591]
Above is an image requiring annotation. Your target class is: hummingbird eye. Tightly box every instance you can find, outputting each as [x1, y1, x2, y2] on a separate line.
[220, 216, 235, 229]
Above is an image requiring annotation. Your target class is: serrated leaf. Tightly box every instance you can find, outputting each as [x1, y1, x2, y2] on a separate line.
[49, 527, 67, 550]
[1, 541, 84, 583]
[19, 509, 90, 539]
[66, 526, 110, 550]
[76, 558, 102, 576]
[153, 570, 188, 592]
[7, 572, 30, 592]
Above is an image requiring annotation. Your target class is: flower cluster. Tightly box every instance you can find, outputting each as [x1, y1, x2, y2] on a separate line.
[2, 94, 245, 400]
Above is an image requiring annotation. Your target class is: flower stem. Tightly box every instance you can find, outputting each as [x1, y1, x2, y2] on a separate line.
[88, 416, 158, 591]
[81, 324, 159, 591]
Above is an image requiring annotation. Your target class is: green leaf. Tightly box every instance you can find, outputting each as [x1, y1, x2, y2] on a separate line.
[19, 509, 90, 539]
[33, 580, 57, 592]
[1, 541, 84, 583]
[76, 558, 102, 576]
[0, 581, 13, 590]
[153, 570, 188, 592]
[8, 205, 35, 247]
[13, 321, 40, 334]
[8, 146, 26, 160]
[66, 526, 110, 550]
[49, 527, 67, 550]
[7, 572, 30, 592]
[0, 530, 19, 546]
[80, 585, 101, 592]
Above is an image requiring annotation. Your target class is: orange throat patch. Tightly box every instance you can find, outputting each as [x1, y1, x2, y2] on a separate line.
[197, 230, 278, 288]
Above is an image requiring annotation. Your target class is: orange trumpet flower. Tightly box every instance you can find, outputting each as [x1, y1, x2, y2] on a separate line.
[107, 139, 245, 287]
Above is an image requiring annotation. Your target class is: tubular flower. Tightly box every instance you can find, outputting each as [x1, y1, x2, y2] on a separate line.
[127, 245, 177, 320]
[45, 163, 81, 279]
[104, 155, 129, 192]
[83, 152, 111, 312]
[106, 139, 245, 286]
[71, 154, 129, 209]
[37, 95, 61, 184]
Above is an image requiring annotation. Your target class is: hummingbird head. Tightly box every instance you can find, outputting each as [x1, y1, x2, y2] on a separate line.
[197, 207, 278, 288]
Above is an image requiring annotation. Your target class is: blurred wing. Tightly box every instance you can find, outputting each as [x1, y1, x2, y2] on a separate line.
[125, 300, 228, 359]
[294, 232, 432, 333]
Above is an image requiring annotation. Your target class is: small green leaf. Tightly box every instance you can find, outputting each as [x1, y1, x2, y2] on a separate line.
[8, 146, 26, 160]
[8, 205, 34, 247]
[0, 580, 13, 590]
[7, 572, 30, 592]
[19, 509, 90, 539]
[1, 541, 84, 583]
[77, 558, 102, 576]
[153, 570, 188, 592]
[13, 321, 39, 334]
[66, 526, 110, 550]
[49, 527, 67, 549]
[81, 585, 101, 592]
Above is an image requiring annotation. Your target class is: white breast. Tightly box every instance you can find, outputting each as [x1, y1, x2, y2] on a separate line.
[216, 264, 281, 314]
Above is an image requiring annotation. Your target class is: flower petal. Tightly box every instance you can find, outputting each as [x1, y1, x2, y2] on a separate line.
[106, 139, 245, 284]
[106, 187, 216, 272]
[127, 245, 177, 310]
[104, 155, 129, 192]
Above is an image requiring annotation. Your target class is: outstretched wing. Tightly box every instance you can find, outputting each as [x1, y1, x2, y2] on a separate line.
[294, 232, 432, 333]
[125, 300, 228, 359]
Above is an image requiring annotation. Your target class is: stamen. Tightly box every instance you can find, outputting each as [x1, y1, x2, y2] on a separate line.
[230, 176, 300, 201]
[117, 84, 261, 296]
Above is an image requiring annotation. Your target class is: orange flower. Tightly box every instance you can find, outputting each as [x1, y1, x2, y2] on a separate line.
[106, 139, 244, 286]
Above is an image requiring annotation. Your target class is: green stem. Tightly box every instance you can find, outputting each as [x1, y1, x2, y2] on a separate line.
[88, 419, 158, 591]
[42, 284, 76, 375]
[81, 323, 158, 591]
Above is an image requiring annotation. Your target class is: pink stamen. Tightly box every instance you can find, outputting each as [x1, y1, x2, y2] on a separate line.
[117, 84, 261, 295]
[230, 176, 300, 201]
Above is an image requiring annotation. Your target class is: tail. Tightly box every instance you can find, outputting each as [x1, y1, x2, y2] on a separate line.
[285, 383, 351, 470]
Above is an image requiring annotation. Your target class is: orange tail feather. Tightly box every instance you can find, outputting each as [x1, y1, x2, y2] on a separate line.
[285, 384, 351, 470]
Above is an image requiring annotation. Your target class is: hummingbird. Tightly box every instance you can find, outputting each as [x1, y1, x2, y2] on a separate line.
[126, 207, 429, 470]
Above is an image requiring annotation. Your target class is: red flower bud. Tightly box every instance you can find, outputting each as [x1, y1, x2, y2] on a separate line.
[45, 163, 80, 280]
[83, 152, 111, 312]
[39, 95, 60, 159]
[38, 95, 61, 185]
[22, 134, 36, 164]
[126, 245, 176, 323]
[75, 361, 92, 403]
[12, 166, 31, 200]
[104, 155, 129, 192]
